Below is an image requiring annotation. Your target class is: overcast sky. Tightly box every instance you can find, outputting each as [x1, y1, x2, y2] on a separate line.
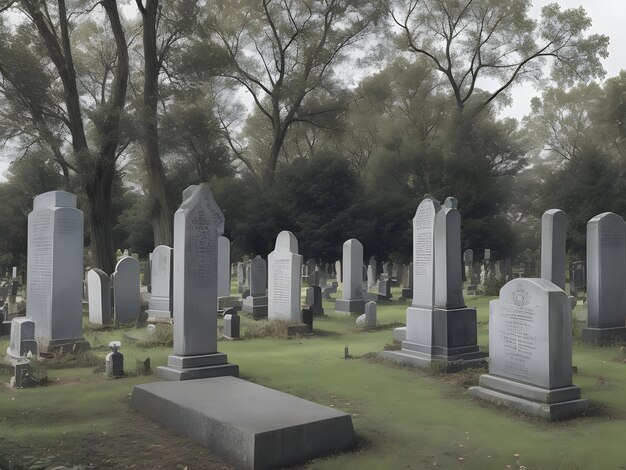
[0, 1, 624, 180]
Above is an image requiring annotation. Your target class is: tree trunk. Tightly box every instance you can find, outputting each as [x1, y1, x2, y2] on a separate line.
[139, 0, 174, 246]
[84, 163, 116, 274]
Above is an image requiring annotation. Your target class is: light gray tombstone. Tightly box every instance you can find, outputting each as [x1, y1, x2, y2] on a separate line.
[26, 191, 88, 352]
[335, 239, 366, 314]
[356, 301, 377, 327]
[146, 245, 173, 322]
[469, 278, 588, 420]
[223, 311, 240, 339]
[237, 262, 245, 293]
[401, 262, 413, 298]
[367, 257, 377, 288]
[582, 212, 626, 344]
[484, 248, 491, 260]
[156, 184, 238, 381]
[113, 256, 140, 324]
[541, 209, 567, 290]
[11, 267, 17, 279]
[335, 260, 342, 286]
[88, 268, 112, 325]
[8, 317, 37, 357]
[381, 196, 484, 368]
[217, 237, 231, 299]
[242, 255, 269, 318]
[268, 231, 303, 323]
[463, 249, 473, 268]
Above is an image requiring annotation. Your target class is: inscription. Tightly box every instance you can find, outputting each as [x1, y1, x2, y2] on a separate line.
[412, 202, 436, 307]
[599, 223, 624, 248]
[186, 210, 216, 287]
[28, 211, 53, 310]
[497, 303, 537, 382]
[271, 258, 291, 304]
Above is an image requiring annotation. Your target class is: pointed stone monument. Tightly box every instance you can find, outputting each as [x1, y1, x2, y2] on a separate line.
[380, 196, 485, 368]
[156, 185, 238, 380]
[335, 239, 366, 314]
[88, 268, 111, 325]
[268, 231, 303, 323]
[26, 191, 89, 352]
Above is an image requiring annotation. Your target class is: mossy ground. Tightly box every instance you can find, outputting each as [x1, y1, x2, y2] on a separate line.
[1, 286, 624, 469]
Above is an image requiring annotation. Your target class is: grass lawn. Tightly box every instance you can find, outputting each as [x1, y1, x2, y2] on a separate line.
[1, 287, 625, 469]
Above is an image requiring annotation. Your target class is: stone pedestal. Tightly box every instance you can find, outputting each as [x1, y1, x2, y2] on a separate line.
[334, 298, 365, 315]
[157, 353, 239, 381]
[242, 295, 268, 318]
[581, 326, 626, 344]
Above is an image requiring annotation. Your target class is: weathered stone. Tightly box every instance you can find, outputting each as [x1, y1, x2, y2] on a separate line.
[268, 231, 303, 323]
[87, 268, 111, 325]
[147, 245, 173, 322]
[335, 239, 365, 314]
[113, 256, 141, 324]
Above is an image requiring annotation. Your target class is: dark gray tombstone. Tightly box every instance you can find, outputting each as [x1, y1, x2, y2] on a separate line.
[106, 341, 124, 378]
[223, 310, 240, 339]
[377, 279, 391, 300]
[301, 308, 313, 332]
[306, 286, 324, 316]
[570, 261, 586, 296]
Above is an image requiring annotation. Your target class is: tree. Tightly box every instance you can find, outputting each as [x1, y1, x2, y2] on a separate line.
[391, 0, 609, 113]
[202, 0, 382, 183]
[3, 0, 131, 273]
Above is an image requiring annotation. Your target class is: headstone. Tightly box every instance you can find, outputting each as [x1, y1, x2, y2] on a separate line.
[381, 196, 485, 368]
[146, 245, 173, 322]
[305, 286, 324, 316]
[156, 184, 238, 381]
[268, 231, 303, 323]
[335, 239, 366, 314]
[570, 260, 586, 296]
[123, 249, 129, 256]
[143, 253, 152, 292]
[217, 237, 231, 298]
[366, 265, 375, 290]
[541, 209, 567, 290]
[106, 341, 124, 378]
[113, 256, 141, 324]
[11, 267, 17, 279]
[582, 212, 626, 344]
[26, 191, 89, 352]
[237, 262, 245, 294]
[401, 262, 413, 299]
[302, 307, 313, 332]
[469, 278, 588, 420]
[308, 269, 320, 287]
[356, 301, 377, 328]
[8, 318, 37, 357]
[381, 262, 391, 280]
[223, 311, 240, 339]
[484, 248, 491, 260]
[335, 260, 342, 286]
[377, 279, 391, 300]
[242, 255, 269, 318]
[463, 249, 473, 268]
[87, 268, 112, 325]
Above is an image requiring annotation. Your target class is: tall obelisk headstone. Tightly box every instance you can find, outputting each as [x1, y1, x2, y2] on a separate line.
[146, 245, 173, 322]
[26, 191, 89, 352]
[541, 209, 567, 290]
[582, 212, 626, 344]
[335, 239, 365, 314]
[268, 231, 303, 323]
[157, 185, 238, 380]
[381, 196, 485, 368]
[242, 255, 269, 318]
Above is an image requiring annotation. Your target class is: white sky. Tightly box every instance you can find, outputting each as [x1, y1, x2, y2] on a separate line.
[0, 0, 624, 180]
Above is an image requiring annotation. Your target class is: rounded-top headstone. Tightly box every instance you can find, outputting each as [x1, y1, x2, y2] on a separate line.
[275, 231, 298, 253]
[412, 197, 441, 308]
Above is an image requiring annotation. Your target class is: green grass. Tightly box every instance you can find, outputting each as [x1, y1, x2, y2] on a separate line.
[1, 288, 625, 469]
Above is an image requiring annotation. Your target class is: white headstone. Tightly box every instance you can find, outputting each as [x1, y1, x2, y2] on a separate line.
[335, 260, 342, 286]
[586, 212, 626, 329]
[434, 197, 464, 308]
[268, 231, 303, 323]
[488, 278, 572, 389]
[217, 236, 231, 298]
[88, 268, 111, 325]
[342, 239, 363, 301]
[147, 245, 173, 318]
[26, 190, 86, 350]
[11, 267, 16, 279]
[9, 317, 37, 357]
[412, 197, 441, 308]
[113, 257, 140, 324]
[173, 184, 224, 355]
[541, 209, 567, 290]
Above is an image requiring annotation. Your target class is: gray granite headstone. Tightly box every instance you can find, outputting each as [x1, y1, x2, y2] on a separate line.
[335, 239, 365, 314]
[217, 237, 231, 298]
[469, 278, 588, 420]
[356, 301, 377, 327]
[87, 268, 111, 325]
[9, 317, 37, 357]
[113, 256, 140, 324]
[242, 255, 269, 318]
[268, 231, 303, 323]
[223, 312, 240, 339]
[237, 262, 245, 293]
[434, 197, 464, 308]
[582, 212, 626, 343]
[305, 286, 324, 315]
[147, 245, 173, 321]
[26, 190, 88, 351]
[541, 209, 567, 290]
[156, 184, 238, 381]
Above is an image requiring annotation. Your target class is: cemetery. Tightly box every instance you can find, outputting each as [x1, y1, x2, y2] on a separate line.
[0, 1, 624, 469]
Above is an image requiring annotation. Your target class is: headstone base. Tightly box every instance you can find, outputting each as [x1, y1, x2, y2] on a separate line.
[242, 296, 269, 318]
[146, 309, 172, 324]
[468, 374, 588, 421]
[131, 376, 355, 470]
[334, 299, 365, 315]
[40, 337, 91, 354]
[218, 296, 242, 311]
[156, 352, 239, 381]
[581, 326, 626, 345]
[401, 288, 413, 299]
[378, 348, 486, 370]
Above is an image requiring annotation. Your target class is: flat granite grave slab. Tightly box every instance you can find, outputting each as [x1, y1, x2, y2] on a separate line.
[131, 376, 356, 470]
